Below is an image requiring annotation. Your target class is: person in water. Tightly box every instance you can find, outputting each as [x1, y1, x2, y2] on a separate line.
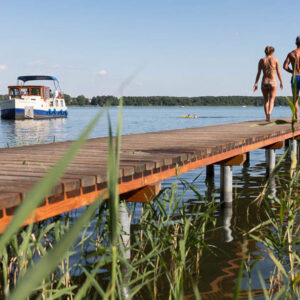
[253, 46, 283, 121]
[283, 36, 300, 121]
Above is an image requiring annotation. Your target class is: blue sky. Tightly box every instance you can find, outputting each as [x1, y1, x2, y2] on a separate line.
[0, 0, 299, 97]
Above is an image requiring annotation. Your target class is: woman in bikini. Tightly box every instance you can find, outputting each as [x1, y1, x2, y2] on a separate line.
[253, 46, 283, 121]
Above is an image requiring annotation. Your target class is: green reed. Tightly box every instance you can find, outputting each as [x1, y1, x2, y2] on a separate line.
[243, 68, 300, 299]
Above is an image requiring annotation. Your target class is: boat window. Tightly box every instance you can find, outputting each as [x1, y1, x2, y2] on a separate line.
[56, 100, 59, 106]
[61, 100, 64, 107]
[10, 88, 20, 97]
[44, 87, 50, 99]
[21, 88, 29, 95]
[30, 87, 41, 96]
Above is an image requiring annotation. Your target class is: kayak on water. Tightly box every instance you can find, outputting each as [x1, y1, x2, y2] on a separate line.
[181, 114, 197, 118]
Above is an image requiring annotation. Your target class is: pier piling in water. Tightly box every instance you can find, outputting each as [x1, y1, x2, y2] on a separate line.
[220, 165, 233, 205]
[266, 149, 276, 173]
[206, 164, 214, 180]
[218, 154, 246, 205]
[119, 202, 131, 260]
[290, 139, 298, 156]
[245, 152, 250, 164]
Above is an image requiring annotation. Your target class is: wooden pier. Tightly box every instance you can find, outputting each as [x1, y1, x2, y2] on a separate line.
[0, 118, 299, 232]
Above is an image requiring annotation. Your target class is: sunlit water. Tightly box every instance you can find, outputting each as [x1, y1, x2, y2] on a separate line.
[0, 106, 294, 299]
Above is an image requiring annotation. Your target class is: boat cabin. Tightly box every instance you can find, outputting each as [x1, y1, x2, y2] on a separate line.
[8, 85, 63, 100]
[1, 75, 68, 120]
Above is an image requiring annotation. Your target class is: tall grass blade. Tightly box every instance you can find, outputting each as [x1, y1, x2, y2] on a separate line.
[233, 256, 244, 300]
[107, 114, 119, 246]
[257, 271, 270, 300]
[267, 250, 288, 277]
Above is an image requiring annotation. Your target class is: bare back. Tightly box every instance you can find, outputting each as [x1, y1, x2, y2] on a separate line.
[288, 49, 300, 75]
[260, 57, 277, 82]
[284, 48, 300, 75]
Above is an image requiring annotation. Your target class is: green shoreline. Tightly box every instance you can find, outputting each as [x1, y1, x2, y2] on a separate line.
[0, 94, 291, 107]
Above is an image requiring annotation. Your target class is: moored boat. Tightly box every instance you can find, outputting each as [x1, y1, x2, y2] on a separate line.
[1, 75, 68, 120]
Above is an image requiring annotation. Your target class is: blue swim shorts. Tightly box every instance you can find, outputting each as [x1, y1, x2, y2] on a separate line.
[291, 75, 300, 91]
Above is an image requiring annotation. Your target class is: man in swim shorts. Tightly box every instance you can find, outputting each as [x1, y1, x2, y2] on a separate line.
[283, 36, 300, 120]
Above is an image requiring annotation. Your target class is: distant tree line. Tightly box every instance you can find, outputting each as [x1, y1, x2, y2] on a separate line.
[0, 95, 8, 101]
[0, 94, 290, 106]
[69, 95, 290, 106]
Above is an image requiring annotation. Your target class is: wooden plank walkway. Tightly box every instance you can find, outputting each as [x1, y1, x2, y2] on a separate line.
[0, 118, 299, 232]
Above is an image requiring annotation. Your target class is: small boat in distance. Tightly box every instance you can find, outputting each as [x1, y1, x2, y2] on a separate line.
[181, 114, 197, 119]
[1, 75, 68, 119]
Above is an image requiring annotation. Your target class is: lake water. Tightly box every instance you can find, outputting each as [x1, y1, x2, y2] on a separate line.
[0, 106, 291, 148]
[0, 106, 294, 299]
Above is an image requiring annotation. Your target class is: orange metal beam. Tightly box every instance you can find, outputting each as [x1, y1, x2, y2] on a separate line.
[263, 141, 284, 149]
[217, 154, 246, 166]
[121, 183, 161, 203]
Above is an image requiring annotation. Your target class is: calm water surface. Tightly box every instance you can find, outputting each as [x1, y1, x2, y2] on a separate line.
[0, 106, 294, 299]
[0, 106, 291, 147]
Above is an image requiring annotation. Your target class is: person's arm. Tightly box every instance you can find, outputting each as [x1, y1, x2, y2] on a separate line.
[283, 54, 293, 73]
[253, 59, 262, 91]
[276, 59, 283, 89]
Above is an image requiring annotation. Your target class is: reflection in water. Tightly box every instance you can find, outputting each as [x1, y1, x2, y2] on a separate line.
[222, 206, 233, 243]
[266, 149, 276, 198]
[190, 149, 288, 299]
[1, 118, 68, 146]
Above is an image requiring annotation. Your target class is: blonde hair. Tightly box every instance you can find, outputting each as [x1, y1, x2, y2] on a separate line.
[265, 46, 275, 56]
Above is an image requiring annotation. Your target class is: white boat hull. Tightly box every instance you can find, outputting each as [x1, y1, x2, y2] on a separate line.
[1, 99, 68, 120]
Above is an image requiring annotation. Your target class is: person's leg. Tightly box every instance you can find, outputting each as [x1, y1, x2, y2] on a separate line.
[261, 86, 270, 121]
[292, 79, 300, 120]
[268, 85, 277, 121]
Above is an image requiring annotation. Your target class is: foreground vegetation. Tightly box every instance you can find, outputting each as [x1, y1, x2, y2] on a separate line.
[0, 137, 299, 299]
[0, 76, 299, 298]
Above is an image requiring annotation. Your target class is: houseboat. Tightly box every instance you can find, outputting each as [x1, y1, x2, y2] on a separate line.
[1, 75, 68, 119]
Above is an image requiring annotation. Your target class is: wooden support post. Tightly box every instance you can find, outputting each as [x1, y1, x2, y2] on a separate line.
[122, 183, 161, 203]
[218, 154, 246, 206]
[285, 139, 290, 148]
[206, 165, 214, 180]
[245, 152, 250, 164]
[205, 165, 215, 202]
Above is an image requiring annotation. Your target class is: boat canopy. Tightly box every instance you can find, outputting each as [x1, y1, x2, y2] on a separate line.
[17, 75, 59, 83]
